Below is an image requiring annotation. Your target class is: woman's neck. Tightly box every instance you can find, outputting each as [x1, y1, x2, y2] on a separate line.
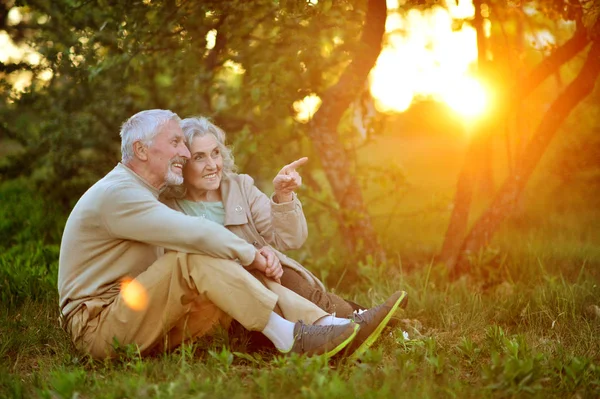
[184, 187, 221, 202]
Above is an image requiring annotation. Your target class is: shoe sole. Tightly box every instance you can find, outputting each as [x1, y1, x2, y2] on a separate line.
[278, 323, 360, 358]
[348, 291, 408, 361]
[321, 322, 360, 359]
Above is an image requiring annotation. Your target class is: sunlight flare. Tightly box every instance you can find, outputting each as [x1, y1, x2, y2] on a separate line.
[440, 76, 489, 119]
[293, 94, 322, 123]
[370, 0, 491, 120]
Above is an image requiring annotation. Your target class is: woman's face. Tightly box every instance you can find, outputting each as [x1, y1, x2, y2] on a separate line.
[183, 134, 224, 196]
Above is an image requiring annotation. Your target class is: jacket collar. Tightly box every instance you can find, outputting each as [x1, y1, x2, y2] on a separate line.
[220, 173, 249, 226]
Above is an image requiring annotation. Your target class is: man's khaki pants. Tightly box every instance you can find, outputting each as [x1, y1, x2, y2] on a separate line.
[69, 252, 327, 359]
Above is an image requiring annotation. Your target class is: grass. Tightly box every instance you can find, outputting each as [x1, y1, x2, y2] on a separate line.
[2, 236, 599, 398]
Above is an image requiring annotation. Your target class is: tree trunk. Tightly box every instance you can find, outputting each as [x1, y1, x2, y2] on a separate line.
[474, 0, 495, 197]
[453, 40, 600, 276]
[308, 0, 387, 259]
[439, 0, 489, 265]
[438, 137, 477, 267]
[441, 26, 589, 272]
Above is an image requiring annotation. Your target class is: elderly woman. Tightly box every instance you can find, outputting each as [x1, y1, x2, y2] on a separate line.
[161, 116, 365, 318]
[161, 117, 410, 359]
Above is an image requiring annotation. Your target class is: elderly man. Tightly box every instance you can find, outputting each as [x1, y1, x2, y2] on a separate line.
[58, 109, 404, 360]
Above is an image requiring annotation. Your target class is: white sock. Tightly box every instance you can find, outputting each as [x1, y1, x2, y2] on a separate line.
[261, 312, 295, 351]
[313, 314, 352, 326]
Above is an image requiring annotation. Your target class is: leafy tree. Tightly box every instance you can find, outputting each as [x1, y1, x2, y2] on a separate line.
[1, 0, 386, 256]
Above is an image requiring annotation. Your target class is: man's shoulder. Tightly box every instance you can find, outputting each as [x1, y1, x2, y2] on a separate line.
[75, 166, 152, 208]
[98, 165, 155, 192]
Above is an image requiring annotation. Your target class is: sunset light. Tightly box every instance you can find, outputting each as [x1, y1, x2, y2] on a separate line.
[370, 0, 487, 120]
[440, 76, 489, 118]
[294, 0, 489, 123]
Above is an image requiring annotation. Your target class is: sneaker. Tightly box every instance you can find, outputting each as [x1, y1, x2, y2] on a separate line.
[282, 320, 360, 358]
[345, 291, 408, 360]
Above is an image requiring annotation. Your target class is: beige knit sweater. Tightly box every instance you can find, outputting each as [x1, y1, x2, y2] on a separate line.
[58, 163, 256, 319]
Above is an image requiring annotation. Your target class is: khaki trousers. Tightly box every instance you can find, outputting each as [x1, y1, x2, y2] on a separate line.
[70, 252, 327, 359]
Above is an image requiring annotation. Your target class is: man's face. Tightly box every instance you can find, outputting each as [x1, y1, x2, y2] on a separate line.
[146, 119, 190, 187]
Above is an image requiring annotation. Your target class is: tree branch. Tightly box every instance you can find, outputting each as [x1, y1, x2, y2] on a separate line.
[0, 62, 36, 74]
[514, 24, 588, 102]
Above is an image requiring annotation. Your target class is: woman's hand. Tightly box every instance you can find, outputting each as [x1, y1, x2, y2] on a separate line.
[258, 246, 283, 283]
[273, 157, 308, 203]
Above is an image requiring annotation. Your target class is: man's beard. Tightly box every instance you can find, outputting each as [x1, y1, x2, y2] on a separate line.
[164, 168, 184, 186]
[164, 157, 186, 186]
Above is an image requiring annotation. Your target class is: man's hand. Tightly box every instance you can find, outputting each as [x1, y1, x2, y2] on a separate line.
[258, 246, 283, 283]
[248, 250, 268, 274]
[273, 157, 308, 203]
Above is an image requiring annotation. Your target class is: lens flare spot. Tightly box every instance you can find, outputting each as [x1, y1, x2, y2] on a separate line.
[121, 278, 148, 311]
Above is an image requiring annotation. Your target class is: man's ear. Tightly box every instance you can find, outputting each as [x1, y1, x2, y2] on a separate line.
[133, 141, 148, 161]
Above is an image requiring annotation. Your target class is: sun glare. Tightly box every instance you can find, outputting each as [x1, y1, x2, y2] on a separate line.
[370, 0, 490, 120]
[440, 76, 488, 118]
[293, 93, 322, 123]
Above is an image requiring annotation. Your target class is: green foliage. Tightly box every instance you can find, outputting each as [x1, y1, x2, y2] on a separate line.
[0, 179, 64, 246]
[1, 0, 370, 208]
[456, 336, 482, 365]
[0, 180, 63, 307]
[44, 367, 87, 399]
[582, 0, 600, 37]
[0, 367, 26, 399]
[207, 346, 234, 372]
[0, 242, 58, 307]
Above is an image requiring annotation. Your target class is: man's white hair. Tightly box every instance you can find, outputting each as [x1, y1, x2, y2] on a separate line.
[120, 109, 181, 164]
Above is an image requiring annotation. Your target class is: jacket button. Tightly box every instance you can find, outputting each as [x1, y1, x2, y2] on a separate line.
[235, 205, 243, 213]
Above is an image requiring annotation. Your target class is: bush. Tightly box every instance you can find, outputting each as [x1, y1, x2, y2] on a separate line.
[0, 243, 59, 307]
[0, 180, 64, 306]
[0, 179, 65, 248]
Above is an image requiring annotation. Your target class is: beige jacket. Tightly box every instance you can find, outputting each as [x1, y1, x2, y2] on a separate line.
[58, 164, 257, 321]
[164, 173, 325, 291]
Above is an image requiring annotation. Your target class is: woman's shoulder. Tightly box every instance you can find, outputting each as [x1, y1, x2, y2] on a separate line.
[225, 172, 255, 187]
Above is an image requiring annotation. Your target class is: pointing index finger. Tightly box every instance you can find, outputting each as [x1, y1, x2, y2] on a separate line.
[285, 157, 308, 172]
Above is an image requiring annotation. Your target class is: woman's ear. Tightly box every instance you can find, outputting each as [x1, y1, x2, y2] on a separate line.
[133, 141, 148, 161]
